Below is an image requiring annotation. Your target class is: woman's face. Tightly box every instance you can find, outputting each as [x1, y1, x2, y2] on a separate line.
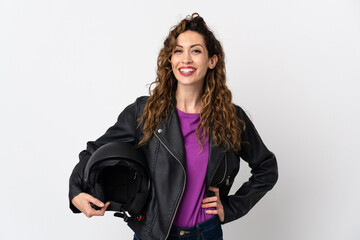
[171, 31, 217, 89]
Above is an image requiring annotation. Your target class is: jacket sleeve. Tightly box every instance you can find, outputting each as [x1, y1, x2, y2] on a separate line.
[221, 105, 278, 223]
[68, 96, 146, 213]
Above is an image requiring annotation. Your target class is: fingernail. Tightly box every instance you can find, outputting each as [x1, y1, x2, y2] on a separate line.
[99, 203, 104, 207]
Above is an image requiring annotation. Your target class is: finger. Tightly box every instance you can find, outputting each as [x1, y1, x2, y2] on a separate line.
[88, 210, 103, 217]
[87, 195, 105, 208]
[205, 209, 218, 215]
[92, 209, 106, 216]
[209, 188, 221, 198]
[99, 202, 111, 215]
[202, 202, 218, 208]
[102, 202, 111, 211]
[91, 201, 111, 216]
[202, 196, 217, 203]
[84, 208, 96, 218]
[208, 186, 219, 193]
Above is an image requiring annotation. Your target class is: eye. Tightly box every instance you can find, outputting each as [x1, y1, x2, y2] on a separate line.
[192, 49, 202, 54]
[174, 49, 182, 53]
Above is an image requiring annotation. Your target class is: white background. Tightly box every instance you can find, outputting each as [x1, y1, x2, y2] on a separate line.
[1, 0, 359, 239]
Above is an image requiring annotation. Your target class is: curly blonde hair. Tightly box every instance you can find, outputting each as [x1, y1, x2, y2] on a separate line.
[138, 13, 244, 152]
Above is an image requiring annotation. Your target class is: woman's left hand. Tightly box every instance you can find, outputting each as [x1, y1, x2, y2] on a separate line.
[201, 186, 225, 222]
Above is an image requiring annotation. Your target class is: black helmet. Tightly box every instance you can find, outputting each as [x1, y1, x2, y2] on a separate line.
[83, 142, 150, 222]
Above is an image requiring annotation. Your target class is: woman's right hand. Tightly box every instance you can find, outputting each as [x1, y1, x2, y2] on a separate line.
[71, 192, 110, 218]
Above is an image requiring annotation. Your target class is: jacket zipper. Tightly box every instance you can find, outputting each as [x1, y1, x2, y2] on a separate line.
[154, 132, 186, 240]
[214, 154, 227, 186]
[225, 175, 231, 186]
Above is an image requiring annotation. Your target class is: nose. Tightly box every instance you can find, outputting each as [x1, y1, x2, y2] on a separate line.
[182, 51, 192, 64]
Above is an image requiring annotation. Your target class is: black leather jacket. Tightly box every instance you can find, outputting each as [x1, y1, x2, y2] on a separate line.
[69, 96, 278, 240]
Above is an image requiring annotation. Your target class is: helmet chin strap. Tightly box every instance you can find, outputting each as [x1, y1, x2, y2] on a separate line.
[112, 201, 146, 222]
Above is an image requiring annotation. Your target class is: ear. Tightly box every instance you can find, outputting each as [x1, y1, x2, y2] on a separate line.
[208, 54, 218, 69]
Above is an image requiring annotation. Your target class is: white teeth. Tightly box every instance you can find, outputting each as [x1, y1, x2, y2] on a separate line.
[180, 68, 195, 73]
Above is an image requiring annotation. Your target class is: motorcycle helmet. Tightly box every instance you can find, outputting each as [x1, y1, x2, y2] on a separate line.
[83, 141, 150, 222]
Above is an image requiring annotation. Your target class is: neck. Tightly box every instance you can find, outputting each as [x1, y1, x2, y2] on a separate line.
[175, 84, 203, 113]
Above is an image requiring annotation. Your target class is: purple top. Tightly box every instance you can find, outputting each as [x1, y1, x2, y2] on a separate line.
[172, 108, 214, 227]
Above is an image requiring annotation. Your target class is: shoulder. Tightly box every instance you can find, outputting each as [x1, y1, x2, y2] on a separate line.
[123, 96, 149, 113]
[115, 96, 149, 122]
[134, 96, 149, 113]
[232, 103, 247, 120]
[232, 103, 256, 132]
[136, 95, 150, 104]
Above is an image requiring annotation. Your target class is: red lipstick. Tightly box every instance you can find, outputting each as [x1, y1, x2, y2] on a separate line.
[179, 67, 196, 76]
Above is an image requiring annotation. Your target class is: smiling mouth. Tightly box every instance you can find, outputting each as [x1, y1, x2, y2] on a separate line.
[179, 68, 195, 73]
[179, 67, 196, 76]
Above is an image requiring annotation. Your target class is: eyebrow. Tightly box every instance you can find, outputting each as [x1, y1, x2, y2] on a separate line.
[175, 44, 204, 48]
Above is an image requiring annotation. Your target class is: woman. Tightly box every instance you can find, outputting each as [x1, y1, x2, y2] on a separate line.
[69, 13, 278, 240]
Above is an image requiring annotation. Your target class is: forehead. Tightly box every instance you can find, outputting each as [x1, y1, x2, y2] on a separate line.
[176, 31, 205, 46]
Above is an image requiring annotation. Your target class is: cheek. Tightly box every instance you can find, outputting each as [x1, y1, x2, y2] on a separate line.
[170, 55, 178, 64]
[199, 61, 210, 74]
[170, 59, 176, 70]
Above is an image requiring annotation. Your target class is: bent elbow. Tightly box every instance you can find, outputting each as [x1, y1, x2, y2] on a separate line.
[268, 153, 279, 189]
